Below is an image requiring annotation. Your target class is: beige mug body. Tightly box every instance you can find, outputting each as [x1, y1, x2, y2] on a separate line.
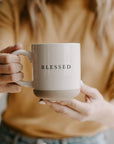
[13, 43, 81, 101]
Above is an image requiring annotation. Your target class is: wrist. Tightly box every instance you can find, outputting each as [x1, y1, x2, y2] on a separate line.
[99, 101, 114, 127]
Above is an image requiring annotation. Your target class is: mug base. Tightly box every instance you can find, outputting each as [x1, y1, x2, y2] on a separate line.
[33, 89, 80, 101]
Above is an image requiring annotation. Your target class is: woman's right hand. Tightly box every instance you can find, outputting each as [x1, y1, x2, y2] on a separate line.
[0, 44, 23, 93]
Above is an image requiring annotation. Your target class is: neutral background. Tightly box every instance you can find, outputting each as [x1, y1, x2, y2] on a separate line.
[0, 94, 114, 144]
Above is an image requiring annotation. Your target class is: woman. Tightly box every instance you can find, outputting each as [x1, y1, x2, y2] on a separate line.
[0, 0, 113, 144]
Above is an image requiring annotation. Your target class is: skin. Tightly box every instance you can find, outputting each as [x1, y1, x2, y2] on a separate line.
[43, 82, 114, 128]
[0, 44, 23, 95]
[0, 44, 114, 128]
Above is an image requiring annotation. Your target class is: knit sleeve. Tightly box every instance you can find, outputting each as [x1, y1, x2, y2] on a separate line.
[108, 67, 114, 100]
[0, 0, 15, 50]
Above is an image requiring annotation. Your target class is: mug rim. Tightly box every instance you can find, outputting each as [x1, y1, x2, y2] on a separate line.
[32, 43, 80, 46]
[32, 43, 80, 49]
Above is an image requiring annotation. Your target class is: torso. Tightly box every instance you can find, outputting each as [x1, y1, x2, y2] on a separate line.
[2, 0, 113, 138]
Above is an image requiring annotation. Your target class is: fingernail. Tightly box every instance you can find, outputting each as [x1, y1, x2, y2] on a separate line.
[39, 99, 45, 105]
[80, 80, 84, 86]
[39, 101, 45, 105]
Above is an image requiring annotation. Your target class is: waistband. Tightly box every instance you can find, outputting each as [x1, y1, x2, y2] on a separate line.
[0, 122, 106, 144]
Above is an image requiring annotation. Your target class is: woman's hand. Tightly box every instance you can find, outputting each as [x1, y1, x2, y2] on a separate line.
[44, 82, 114, 127]
[0, 44, 23, 93]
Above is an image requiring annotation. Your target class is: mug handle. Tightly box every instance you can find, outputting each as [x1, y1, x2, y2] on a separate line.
[12, 50, 33, 88]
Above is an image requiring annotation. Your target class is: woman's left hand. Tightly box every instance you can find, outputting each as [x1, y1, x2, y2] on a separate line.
[43, 81, 114, 127]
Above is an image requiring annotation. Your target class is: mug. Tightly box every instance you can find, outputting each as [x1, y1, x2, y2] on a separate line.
[13, 43, 81, 100]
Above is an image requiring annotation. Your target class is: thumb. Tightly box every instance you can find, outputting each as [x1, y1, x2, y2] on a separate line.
[0, 43, 23, 53]
[80, 81, 100, 99]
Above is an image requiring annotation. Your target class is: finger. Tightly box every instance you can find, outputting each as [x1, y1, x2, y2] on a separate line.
[0, 43, 22, 53]
[80, 81, 101, 99]
[45, 101, 84, 121]
[57, 99, 90, 114]
[85, 95, 91, 103]
[0, 63, 23, 74]
[0, 72, 23, 83]
[0, 54, 20, 63]
[0, 83, 21, 93]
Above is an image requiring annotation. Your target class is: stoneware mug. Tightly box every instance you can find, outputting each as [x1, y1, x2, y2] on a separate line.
[12, 43, 81, 100]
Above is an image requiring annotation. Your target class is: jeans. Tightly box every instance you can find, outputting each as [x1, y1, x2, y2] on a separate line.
[0, 122, 106, 144]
